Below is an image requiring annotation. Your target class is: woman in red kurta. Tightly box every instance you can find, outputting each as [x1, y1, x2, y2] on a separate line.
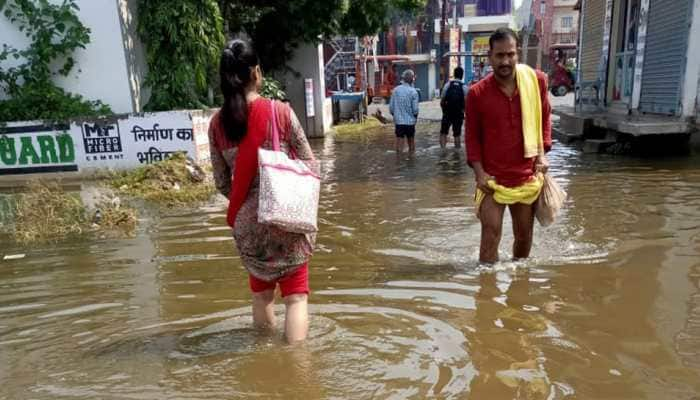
[209, 40, 319, 342]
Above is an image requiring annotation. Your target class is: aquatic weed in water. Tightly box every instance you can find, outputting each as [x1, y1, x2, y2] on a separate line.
[11, 181, 137, 244]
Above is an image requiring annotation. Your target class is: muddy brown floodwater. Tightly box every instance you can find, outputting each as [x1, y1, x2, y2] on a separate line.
[1, 123, 699, 399]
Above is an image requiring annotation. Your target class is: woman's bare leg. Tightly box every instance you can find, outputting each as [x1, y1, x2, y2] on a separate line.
[284, 293, 309, 343]
[252, 289, 276, 329]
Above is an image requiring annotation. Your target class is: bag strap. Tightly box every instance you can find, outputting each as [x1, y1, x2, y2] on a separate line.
[270, 99, 280, 151]
[270, 100, 299, 160]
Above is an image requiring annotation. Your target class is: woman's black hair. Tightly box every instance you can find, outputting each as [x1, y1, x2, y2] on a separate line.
[219, 39, 260, 143]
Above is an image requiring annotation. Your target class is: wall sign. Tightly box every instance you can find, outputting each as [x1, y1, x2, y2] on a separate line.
[119, 112, 195, 165]
[0, 124, 78, 175]
[0, 110, 200, 177]
[304, 78, 315, 118]
[81, 121, 125, 165]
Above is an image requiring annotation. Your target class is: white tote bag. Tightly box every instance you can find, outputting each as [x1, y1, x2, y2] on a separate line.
[257, 100, 320, 233]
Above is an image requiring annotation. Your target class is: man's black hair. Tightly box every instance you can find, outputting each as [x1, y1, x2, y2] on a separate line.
[489, 28, 519, 50]
[453, 66, 464, 79]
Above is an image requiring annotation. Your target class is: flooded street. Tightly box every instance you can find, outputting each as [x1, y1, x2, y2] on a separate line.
[1, 123, 700, 399]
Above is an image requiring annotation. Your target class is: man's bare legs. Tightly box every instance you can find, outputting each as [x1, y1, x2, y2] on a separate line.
[479, 194, 506, 263]
[509, 202, 536, 259]
[479, 197, 537, 263]
[407, 137, 416, 154]
[396, 137, 406, 154]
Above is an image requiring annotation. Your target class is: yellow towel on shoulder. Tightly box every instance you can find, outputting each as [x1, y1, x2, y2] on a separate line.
[515, 64, 543, 158]
[475, 174, 544, 218]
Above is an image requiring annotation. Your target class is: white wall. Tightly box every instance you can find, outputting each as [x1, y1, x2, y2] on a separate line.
[697, 67, 700, 119]
[552, 7, 579, 33]
[516, 0, 535, 29]
[0, 0, 134, 114]
[277, 43, 331, 138]
[434, 15, 517, 33]
[682, 0, 700, 118]
[696, 65, 700, 120]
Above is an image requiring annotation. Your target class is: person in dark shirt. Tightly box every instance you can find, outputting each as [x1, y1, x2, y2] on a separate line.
[440, 66, 468, 149]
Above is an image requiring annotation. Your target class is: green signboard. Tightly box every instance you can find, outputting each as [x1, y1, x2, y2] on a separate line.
[0, 124, 78, 175]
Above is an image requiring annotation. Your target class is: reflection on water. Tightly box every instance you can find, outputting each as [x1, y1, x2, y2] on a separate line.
[1, 123, 700, 399]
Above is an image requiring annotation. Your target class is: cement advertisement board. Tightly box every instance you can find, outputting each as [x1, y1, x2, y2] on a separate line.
[0, 111, 199, 177]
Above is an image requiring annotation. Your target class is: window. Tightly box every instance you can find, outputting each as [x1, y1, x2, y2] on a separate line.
[540, 1, 546, 15]
[561, 16, 573, 28]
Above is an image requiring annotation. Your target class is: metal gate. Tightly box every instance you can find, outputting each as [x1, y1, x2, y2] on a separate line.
[639, 0, 693, 115]
[580, 0, 606, 82]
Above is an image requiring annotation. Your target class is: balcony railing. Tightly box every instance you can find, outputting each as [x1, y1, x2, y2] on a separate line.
[552, 32, 578, 44]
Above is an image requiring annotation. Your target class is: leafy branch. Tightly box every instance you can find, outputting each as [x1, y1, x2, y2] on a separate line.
[0, 0, 111, 122]
[137, 0, 225, 111]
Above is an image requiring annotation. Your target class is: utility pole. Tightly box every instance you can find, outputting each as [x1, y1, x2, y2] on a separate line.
[536, 0, 545, 70]
[453, 0, 457, 26]
[536, 28, 543, 69]
[455, 0, 463, 75]
[522, 1, 534, 65]
[522, 31, 530, 64]
[439, 0, 448, 84]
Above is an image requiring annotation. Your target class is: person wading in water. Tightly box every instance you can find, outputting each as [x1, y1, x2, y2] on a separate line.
[465, 28, 552, 264]
[389, 69, 420, 154]
[209, 39, 318, 342]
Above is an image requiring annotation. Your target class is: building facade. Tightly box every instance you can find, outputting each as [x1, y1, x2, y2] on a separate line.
[552, 0, 579, 47]
[434, 0, 517, 83]
[557, 0, 699, 148]
[576, 0, 699, 119]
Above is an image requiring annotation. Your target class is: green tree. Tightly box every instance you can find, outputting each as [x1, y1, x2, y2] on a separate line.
[218, 0, 426, 73]
[0, 0, 111, 123]
[136, 0, 424, 111]
[137, 0, 225, 111]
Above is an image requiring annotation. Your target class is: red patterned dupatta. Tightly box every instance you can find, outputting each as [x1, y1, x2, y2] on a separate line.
[226, 98, 290, 227]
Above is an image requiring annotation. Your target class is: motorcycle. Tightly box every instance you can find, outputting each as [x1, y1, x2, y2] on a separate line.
[550, 62, 575, 97]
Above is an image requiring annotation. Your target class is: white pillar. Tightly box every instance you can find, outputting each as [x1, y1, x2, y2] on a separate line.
[599, 0, 614, 105]
[630, 0, 650, 110]
[428, 62, 437, 99]
[681, 0, 700, 117]
[278, 43, 332, 137]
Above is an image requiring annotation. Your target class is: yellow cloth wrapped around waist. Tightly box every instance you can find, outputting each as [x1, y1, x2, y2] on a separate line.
[475, 174, 544, 215]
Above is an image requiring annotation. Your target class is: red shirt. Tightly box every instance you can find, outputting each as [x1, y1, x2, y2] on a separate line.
[465, 72, 552, 187]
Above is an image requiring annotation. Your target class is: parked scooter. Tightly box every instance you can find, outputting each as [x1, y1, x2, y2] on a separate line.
[550, 62, 575, 97]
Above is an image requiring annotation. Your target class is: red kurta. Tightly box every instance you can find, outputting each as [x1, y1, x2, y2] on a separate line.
[465, 72, 552, 187]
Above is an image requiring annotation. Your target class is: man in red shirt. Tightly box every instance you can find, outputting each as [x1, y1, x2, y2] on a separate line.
[465, 28, 552, 264]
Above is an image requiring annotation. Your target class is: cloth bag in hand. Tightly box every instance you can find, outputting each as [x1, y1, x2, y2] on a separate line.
[535, 173, 567, 227]
[257, 100, 320, 233]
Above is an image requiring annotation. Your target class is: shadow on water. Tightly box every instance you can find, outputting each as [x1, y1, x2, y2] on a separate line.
[1, 123, 700, 399]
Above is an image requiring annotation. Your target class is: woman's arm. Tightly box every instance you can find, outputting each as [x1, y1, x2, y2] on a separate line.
[208, 114, 232, 197]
